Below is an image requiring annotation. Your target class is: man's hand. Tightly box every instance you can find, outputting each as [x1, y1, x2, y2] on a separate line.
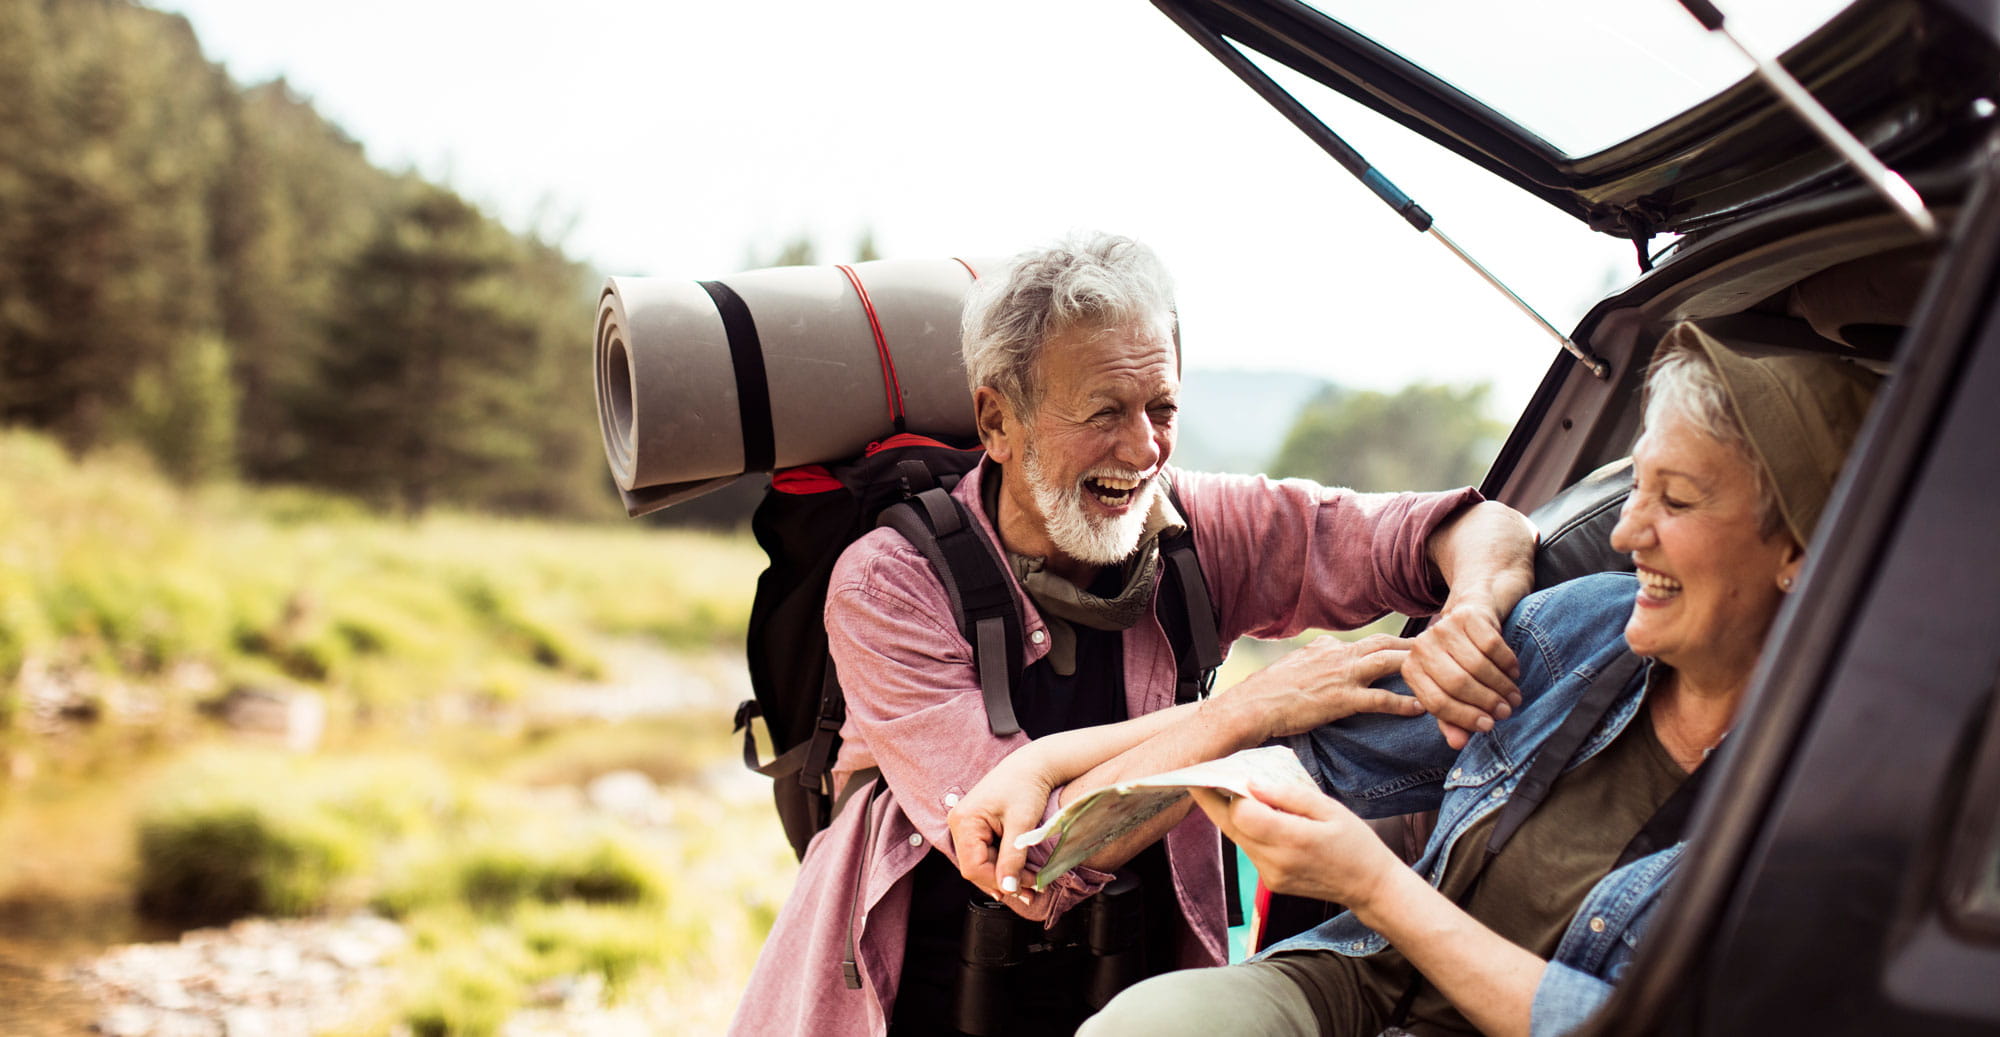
[1220, 633, 1425, 740]
[1416, 500, 1537, 749]
[1190, 778, 1402, 912]
[947, 743, 1057, 914]
[1404, 600, 1522, 749]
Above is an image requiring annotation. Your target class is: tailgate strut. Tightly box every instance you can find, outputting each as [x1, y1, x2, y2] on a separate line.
[1153, 0, 1611, 380]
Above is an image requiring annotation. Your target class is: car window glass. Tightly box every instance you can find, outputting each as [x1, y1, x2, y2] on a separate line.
[1303, 0, 1854, 156]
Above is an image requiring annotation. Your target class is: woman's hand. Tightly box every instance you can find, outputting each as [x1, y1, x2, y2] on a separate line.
[1220, 633, 1425, 740]
[1191, 776, 1404, 911]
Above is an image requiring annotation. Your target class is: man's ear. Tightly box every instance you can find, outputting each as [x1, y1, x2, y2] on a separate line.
[974, 387, 1016, 463]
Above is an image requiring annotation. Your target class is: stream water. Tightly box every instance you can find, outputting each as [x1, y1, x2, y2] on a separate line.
[0, 732, 183, 1033]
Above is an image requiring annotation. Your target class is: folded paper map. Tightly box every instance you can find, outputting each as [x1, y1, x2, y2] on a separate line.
[1013, 745, 1316, 890]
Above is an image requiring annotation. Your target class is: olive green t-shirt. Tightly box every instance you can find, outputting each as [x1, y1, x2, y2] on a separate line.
[1266, 708, 1689, 1035]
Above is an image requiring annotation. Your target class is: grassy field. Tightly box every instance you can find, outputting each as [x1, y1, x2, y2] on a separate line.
[0, 428, 793, 1034]
[0, 429, 762, 729]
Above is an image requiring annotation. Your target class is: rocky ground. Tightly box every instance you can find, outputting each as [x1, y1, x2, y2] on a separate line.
[77, 915, 405, 1037]
[10, 642, 774, 1036]
[72, 912, 692, 1037]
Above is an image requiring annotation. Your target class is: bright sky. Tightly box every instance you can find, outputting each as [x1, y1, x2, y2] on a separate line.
[157, 0, 1828, 415]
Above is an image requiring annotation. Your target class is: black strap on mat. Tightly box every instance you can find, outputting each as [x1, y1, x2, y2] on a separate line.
[697, 279, 775, 474]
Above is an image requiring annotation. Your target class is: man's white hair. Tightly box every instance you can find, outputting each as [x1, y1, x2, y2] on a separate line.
[960, 233, 1176, 416]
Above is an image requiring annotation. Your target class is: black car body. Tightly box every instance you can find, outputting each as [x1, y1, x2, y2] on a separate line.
[1157, 0, 2000, 1031]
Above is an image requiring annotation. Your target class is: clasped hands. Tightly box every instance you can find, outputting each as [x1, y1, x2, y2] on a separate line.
[947, 603, 1521, 908]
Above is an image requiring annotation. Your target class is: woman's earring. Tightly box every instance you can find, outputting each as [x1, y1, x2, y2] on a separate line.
[1779, 575, 1795, 592]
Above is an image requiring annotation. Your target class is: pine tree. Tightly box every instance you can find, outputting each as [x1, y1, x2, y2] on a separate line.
[305, 186, 543, 513]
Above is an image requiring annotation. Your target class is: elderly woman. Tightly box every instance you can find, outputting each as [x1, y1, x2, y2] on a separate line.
[950, 324, 1881, 1037]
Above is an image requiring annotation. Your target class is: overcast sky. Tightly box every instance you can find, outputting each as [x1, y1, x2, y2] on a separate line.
[158, 0, 1831, 415]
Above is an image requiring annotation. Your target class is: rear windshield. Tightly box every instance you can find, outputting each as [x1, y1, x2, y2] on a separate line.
[1305, 0, 1854, 157]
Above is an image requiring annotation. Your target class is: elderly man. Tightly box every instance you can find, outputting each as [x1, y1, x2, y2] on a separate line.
[728, 233, 1535, 1036]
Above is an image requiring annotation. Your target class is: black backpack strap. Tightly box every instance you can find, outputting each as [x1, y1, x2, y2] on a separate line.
[799, 665, 847, 797]
[878, 488, 1025, 737]
[1157, 481, 1236, 921]
[843, 773, 890, 989]
[1159, 480, 1221, 707]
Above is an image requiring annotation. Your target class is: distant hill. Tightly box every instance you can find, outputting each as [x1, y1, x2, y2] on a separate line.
[1173, 368, 1338, 476]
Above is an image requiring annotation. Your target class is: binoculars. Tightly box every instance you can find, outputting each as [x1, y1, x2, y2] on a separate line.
[953, 873, 1149, 1036]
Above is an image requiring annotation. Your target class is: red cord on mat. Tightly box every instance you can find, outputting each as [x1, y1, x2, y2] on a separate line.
[836, 264, 903, 427]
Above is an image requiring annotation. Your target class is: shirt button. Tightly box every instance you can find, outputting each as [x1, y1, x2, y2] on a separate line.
[1450, 768, 1463, 780]
[908, 833, 924, 848]
[944, 793, 960, 808]
[1589, 917, 1607, 933]
[1490, 788, 1504, 799]
[1350, 941, 1365, 952]
[1030, 629, 1047, 644]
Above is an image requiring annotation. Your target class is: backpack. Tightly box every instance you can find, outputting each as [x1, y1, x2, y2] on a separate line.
[733, 433, 1223, 860]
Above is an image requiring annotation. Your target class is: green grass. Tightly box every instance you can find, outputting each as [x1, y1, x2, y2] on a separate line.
[0, 428, 764, 723]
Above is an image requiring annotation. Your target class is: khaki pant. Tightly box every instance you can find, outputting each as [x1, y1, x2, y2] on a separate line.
[1078, 961, 1321, 1037]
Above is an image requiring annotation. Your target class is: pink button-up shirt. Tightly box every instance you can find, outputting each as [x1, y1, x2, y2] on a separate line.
[729, 461, 1478, 1035]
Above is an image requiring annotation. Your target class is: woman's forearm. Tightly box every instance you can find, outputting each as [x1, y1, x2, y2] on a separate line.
[1349, 865, 1543, 1037]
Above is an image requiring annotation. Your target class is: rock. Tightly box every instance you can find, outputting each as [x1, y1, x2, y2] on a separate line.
[201, 686, 326, 752]
[77, 914, 406, 1037]
[221, 1006, 271, 1037]
[95, 1004, 156, 1037]
[585, 770, 661, 824]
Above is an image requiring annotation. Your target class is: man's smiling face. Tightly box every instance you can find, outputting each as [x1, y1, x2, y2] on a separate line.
[989, 318, 1179, 580]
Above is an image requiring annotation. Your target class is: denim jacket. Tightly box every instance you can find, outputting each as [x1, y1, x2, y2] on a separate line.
[1269, 571, 1669, 1037]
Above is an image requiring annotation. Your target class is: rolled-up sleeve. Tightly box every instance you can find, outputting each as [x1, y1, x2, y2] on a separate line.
[1531, 961, 1614, 1037]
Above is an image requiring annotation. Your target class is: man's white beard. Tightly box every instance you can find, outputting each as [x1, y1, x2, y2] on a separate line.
[1021, 438, 1158, 566]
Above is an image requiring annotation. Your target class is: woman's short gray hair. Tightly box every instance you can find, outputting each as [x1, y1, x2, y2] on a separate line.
[961, 233, 1176, 415]
[1643, 339, 1788, 541]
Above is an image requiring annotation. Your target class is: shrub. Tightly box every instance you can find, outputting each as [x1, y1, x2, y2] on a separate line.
[514, 901, 673, 995]
[135, 750, 458, 924]
[136, 803, 367, 924]
[392, 824, 666, 916]
[396, 932, 525, 1037]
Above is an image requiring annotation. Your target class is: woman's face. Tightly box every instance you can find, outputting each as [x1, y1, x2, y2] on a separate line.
[1610, 411, 1804, 691]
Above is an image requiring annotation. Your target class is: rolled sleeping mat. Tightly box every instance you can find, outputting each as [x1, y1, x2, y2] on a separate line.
[595, 257, 992, 516]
